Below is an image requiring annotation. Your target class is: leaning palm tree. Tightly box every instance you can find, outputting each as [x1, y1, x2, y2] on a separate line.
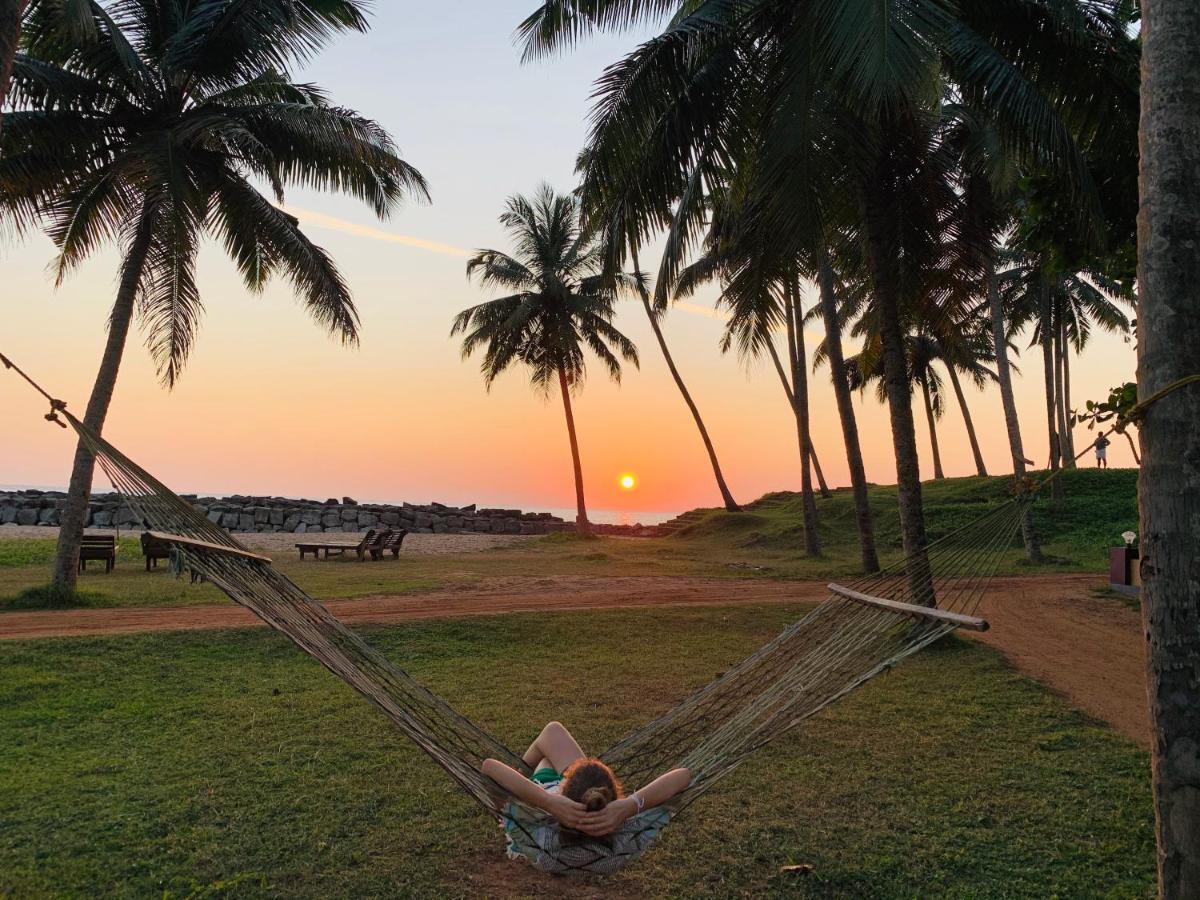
[1, 0, 427, 591]
[453, 185, 638, 536]
[2, 0, 427, 592]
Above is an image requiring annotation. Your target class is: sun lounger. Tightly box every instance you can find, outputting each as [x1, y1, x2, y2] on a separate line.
[296, 528, 387, 561]
[141, 531, 173, 571]
[79, 534, 118, 573]
[370, 528, 409, 560]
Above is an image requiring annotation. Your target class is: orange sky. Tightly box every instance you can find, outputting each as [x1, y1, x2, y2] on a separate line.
[0, 4, 1139, 516]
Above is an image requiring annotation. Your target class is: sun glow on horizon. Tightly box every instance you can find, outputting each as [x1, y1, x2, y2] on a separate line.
[619, 473, 637, 491]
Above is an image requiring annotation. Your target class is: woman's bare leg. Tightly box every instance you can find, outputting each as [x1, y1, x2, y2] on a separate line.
[522, 721, 585, 772]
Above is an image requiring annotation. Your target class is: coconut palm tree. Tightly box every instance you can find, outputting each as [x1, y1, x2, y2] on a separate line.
[1137, 2, 1200, 892]
[1, 0, 427, 591]
[518, 0, 1133, 602]
[453, 185, 639, 536]
[998, 249, 1134, 471]
[0, 0, 23, 139]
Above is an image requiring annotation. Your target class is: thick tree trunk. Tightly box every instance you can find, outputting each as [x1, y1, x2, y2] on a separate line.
[631, 250, 739, 512]
[1136, 1, 1200, 895]
[0, 0, 24, 143]
[818, 258, 879, 572]
[52, 211, 156, 589]
[784, 281, 820, 556]
[865, 197, 931, 603]
[946, 363, 988, 476]
[987, 258, 1042, 561]
[557, 368, 591, 536]
[920, 379, 946, 479]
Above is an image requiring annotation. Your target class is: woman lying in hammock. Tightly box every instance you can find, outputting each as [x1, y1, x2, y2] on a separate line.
[483, 721, 691, 837]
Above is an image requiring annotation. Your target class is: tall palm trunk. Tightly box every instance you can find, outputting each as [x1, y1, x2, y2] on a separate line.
[1054, 325, 1075, 469]
[865, 191, 931, 603]
[945, 363, 987, 476]
[987, 258, 1041, 561]
[807, 439, 832, 498]
[1137, 2, 1200, 894]
[919, 379, 946, 479]
[52, 211, 156, 589]
[1040, 277, 1065, 507]
[784, 280, 820, 556]
[818, 257, 878, 572]
[556, 368, 591, 536]
[0, 0, 24, 142]
[767, 341, 830, 500]
[631, 250, 739, 511]
[1061, 324, 1077, 463]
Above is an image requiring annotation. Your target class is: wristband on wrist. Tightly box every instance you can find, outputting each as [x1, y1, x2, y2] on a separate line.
[629, 792, 645, 814]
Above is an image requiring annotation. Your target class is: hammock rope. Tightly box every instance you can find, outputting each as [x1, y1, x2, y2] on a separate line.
[5, 356, 1032, 876]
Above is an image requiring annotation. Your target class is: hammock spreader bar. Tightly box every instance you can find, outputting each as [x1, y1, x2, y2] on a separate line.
[828, 583, 991, 631]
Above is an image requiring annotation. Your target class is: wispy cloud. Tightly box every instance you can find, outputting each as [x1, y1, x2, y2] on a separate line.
[280, 204, 474, 258]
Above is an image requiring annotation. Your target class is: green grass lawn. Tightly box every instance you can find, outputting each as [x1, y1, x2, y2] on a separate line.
[0, 605, 1154, 897]
[0, 467, 1135, 611]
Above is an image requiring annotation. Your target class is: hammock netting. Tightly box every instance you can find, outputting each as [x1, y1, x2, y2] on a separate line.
[66, 410, 1027, 876]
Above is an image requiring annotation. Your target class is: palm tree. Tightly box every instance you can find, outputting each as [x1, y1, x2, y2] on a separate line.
[0, 0, 23, 139]
[1, 0, 427, 591]
[999, 249, 1134, 471]
[453, 186, 638, 536]
[518, 0, 1133, 602]
[627, 247, 740, 512]
[1137, 2, 1200, 893]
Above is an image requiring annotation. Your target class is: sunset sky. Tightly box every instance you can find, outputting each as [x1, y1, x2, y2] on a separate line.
[0, 2, 1139, 519]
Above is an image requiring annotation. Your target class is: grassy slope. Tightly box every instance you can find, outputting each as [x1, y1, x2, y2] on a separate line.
[0, 606, 1153, 898]
[0, 468, 1136, 611]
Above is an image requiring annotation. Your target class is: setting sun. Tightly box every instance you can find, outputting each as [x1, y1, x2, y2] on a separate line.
[619, 474, 637, 490]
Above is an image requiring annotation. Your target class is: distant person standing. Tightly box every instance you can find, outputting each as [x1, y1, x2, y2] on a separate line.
[1094, 434, 1111, 468]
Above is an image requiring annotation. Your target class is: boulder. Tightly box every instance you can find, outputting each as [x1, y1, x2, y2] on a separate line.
[381, 511, 400, 526]
[340, 508, 358, 522]
[37, 507, 58, 525]
[15, 508, 38, 525]
[342, 496, 357, 506]
[322, 513, 341, 527]
[269, 508, 285, 526]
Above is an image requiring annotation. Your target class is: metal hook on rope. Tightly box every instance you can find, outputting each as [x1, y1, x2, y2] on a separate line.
[1, 351, 70, 428]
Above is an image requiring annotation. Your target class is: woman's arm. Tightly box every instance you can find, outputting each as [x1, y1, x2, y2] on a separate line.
[481, 758, 590, 830]
[576, 767, 692, 837]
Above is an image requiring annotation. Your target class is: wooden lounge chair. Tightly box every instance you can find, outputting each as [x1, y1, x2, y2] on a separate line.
[370, 528, 409, 560]
[79, 534, 117, 573]
[296, 528, 388, 561]
[141, 532, 173, 571]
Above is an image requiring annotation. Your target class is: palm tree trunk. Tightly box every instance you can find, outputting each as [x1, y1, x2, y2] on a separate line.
[784, 280, 820, 556]
[1061, 324, 1077, 463]
[1054, 325, 1075, 469]
[0, 0, 24, 142]
[768, 340, 835, 504]
[807, 439, 832, 498]
[630, 250, 739, 512]
[1040, 277, 1065, 507]
[920, 379, 946, 479]
[945, 363, 988, 476]
[1137, 2, 1200, 893]
[865, 195, 931, 603]
[52, 210, 156, 590]
[817, 257, 879, 572]
[556, 368, 591, 536]
[987, 257, 1042, 562]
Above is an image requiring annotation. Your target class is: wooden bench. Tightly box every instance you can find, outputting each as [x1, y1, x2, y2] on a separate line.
[296, 528, 387, 561]
[79, 534, 117, 573]
[141, 532, 173, 571]
[370, 528, 409, 560]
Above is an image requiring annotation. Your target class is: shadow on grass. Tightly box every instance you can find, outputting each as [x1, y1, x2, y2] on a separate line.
[1, 583, 100, 611]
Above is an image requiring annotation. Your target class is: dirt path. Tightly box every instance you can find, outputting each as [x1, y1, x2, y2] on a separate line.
[0, 572, 1148, 745]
